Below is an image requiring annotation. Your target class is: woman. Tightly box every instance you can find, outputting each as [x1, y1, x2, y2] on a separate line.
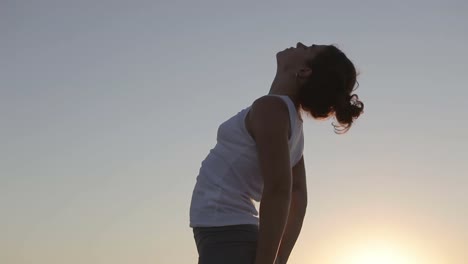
[189, 42, 364, 264]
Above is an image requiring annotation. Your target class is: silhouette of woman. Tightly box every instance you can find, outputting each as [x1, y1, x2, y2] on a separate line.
[189, 42, 364, 264]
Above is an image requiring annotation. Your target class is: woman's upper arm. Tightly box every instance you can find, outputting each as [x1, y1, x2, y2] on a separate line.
[249, 96, 292, 193]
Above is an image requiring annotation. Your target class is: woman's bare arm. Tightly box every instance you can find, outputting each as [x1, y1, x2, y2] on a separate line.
[250, 96, 292, 264]
[276, 155, 308, 263]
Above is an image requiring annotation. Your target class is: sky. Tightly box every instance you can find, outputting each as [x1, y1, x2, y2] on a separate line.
[1, 0, 467, 263]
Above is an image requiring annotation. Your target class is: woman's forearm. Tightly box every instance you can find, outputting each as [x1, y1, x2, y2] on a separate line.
[254, 191, 291, 264]
[276, 191, 307, 263]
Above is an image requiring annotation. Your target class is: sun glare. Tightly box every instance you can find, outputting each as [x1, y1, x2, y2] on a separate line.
[308, 224, 444, 264]
[337, 240, 417, 264]
[348, 245, 412, 264]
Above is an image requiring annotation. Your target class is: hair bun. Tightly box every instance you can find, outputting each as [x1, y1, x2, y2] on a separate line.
[333, 94, 364, 133]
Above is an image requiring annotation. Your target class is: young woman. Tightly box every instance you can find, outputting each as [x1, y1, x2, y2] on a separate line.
[189, 42, 364, 264]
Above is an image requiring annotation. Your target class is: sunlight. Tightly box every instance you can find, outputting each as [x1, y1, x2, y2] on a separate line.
[331, 237, 422, 264]
[346, 244, 414, 264]
[301, 220, 447, 264]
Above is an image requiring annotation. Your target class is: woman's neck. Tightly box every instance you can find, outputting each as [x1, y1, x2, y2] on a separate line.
[269, 72, 299, 106]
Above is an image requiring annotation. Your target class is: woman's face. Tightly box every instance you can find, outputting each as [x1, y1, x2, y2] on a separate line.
[276, 42, 328, 69]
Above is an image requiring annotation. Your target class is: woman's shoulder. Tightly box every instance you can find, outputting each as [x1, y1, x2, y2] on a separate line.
[249, 95, 291, 132]
[251, 95, 289, 114]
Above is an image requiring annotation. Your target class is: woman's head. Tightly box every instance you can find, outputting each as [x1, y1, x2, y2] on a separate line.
[278, 42, 364, 134]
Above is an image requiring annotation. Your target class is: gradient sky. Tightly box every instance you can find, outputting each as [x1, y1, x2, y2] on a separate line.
[1, 1, 467, 263]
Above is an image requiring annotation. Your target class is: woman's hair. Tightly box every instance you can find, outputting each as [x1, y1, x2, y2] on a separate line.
[297, 45, 364, 134]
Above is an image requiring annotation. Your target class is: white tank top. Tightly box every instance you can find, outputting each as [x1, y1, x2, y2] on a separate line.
[189, 95, 304, 227]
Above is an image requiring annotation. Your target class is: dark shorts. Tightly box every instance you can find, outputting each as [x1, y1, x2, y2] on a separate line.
[193, 224, 259, 264]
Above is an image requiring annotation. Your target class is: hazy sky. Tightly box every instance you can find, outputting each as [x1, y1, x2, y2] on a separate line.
[1, 1, 467, 263]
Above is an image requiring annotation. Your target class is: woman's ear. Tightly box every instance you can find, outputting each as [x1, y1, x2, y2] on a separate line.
[298, 68, 312, 78]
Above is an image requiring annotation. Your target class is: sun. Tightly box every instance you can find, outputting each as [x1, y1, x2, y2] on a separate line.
[308, 225, 443, 264]
[337, 240, 417, 264]
[347, 245, 413, 264]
